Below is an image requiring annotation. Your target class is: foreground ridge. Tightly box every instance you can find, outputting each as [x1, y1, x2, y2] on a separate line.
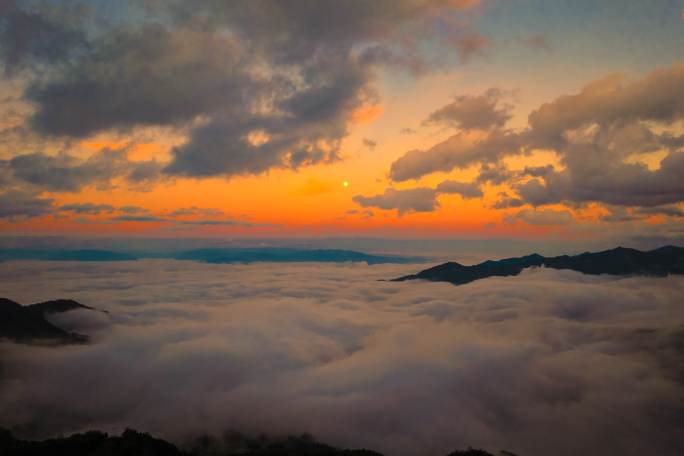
[0, 298, 99, 344]
[392, 246, 684, 286]
[0, 429, 515, 456]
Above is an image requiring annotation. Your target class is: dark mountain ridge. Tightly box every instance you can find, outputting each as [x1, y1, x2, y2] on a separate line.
[0, 298, 97, 344]
[393, 246, 684, 286]
[0, 428, 509, 456]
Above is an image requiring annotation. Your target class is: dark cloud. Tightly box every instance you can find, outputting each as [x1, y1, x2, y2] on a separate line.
[0, 261, 683, 456]
[476, 162, 514, 185]
[163, 55, 371, 177]
[178, 219, 255, 227]
[353, 187, 439, 214]
[0, 190, 53, 219]
[27, 25, 253, 137]
[423, 88, 512, 131]
[515, 151, 684, 208]
[0, 0, 86, 75]
[491, 193, 525, 209]
[119, 206, 148, 214]
[168, 207, 224, 217]
[59, 203, 115, 215]
[435, 180, 483, 198]
[600, 204, 684, 223]
[7, 149, 162, 193]
[3, 0, 485, 180]
[353, 179, 482, 213]
[109, 214, 261, 228]
[112, 215, 167, 223]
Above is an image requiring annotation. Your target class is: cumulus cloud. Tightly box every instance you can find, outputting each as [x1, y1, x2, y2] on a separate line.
[423, 88, 512, 131]
[388, 64, 684, 213]
[389, 129, 520, 181]
[1, 0, 487, 182]
[0, 260, 683, 456]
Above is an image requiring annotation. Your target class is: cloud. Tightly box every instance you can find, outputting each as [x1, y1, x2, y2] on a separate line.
[6, 149, 162, 193]
[3, 0, 486, 180]
[503, 208, 574, 226]
[59, 203, 115, 215]
[168, 207, 225, 217]
[363, 138, 378, 150]
[390, 129, 520, 181]
[476, 162, 514, 185]
[423, 88, 512, 131]
[26, 25, 254, 137]
[178, 219, 255, 227]
[0, 261, 683, 456]
[491, 193, 525, 209]
[388, 64, 684, 212]
[0, 0, 86, 75]
[111, 215, 167, 223]
[353, 179, 482, 213]
[119, 206, 148, 214]
[600, 204, 684, 223]
[352, 187, 439, 214]
[0, 190, 53, 219]
[526, 67, 684, 148]
[109, 214, 261, 228]
[435, 180, 483, 198]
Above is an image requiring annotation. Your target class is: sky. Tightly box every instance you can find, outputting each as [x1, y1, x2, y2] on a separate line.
[1, 0, 684, 244]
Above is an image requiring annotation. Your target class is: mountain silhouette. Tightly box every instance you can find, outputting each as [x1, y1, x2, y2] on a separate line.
[393, 246, 684, 286]
[0, 298, 96, 344]
[0, 428, 508, 456]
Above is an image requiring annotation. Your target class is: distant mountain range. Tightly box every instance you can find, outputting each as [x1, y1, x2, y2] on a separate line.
[393, 246, 684, 286]
[0, 249, 137, 262]
[0, 428, 509, 456]
[172, 248, 421, 264]
[0, 248, 421, 264]
[0, 298, 99, 344]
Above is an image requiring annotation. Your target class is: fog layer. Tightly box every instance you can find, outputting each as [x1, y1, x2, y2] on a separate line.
[1, 260, 683, 456]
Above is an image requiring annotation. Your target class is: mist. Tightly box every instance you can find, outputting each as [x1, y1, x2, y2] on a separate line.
[1, 260, 683, 456]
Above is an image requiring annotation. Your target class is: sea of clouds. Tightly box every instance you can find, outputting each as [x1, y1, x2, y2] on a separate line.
[1, 260, 683, 456]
